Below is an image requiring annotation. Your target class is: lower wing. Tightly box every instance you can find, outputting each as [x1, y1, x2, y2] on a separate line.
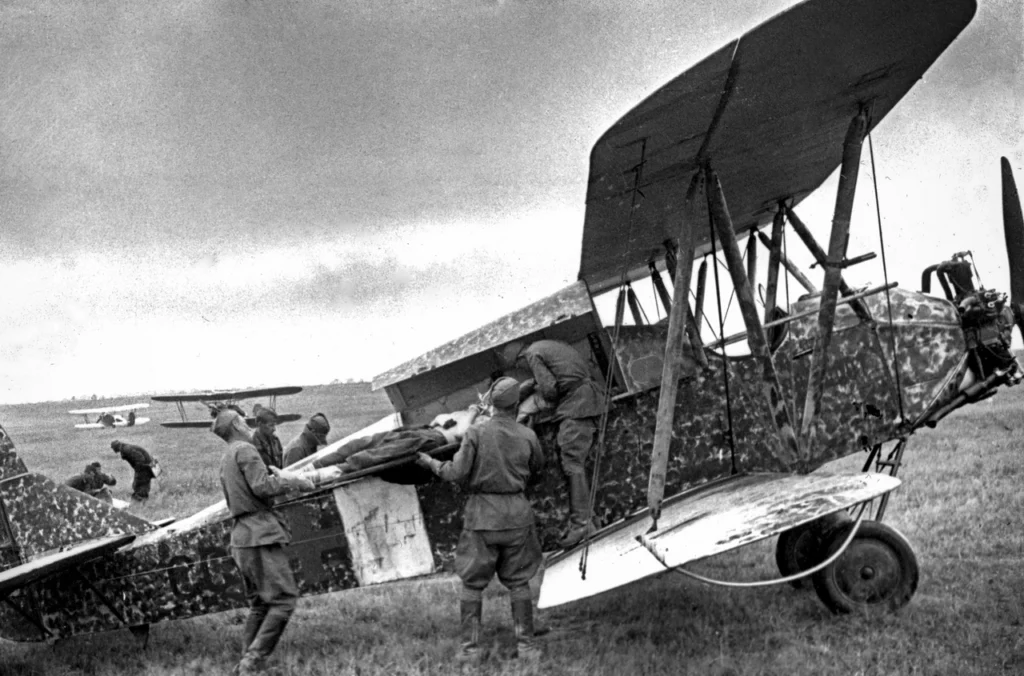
[538, 471, 898, 609]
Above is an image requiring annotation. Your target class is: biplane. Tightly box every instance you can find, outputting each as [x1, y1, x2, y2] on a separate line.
[150, 387, 304, 429]
[67, 404, 150, 430]
[0, 0, 1016, 645]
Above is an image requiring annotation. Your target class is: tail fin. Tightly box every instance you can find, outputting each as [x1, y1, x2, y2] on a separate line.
[0, 438, 154, 571]
[0, 427, 27, 481]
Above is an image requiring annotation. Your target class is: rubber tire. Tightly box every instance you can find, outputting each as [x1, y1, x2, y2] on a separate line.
[811, 520, 919, 615]
[775, 512, 852, 589]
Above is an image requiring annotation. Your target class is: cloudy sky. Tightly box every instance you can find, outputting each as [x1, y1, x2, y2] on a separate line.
[1, 0, 1021, 404]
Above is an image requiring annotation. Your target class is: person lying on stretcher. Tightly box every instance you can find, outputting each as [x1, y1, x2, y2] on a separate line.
[298, 405, 490, 479]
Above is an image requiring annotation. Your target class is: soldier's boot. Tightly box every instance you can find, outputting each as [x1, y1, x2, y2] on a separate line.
[558, 473, 598, 549]
[240, 608, 268, 656]
[456, 600, 483, 663]
[511, 599, 542, 661]
[235, 652, 264, 676]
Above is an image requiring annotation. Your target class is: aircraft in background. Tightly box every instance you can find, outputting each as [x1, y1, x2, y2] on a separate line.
[0, 0, 1016, 644]
[150, 387, 303, 429]
[67, 404, 150, 430]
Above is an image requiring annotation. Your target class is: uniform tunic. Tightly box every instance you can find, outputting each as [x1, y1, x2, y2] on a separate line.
[65, 467, 117, 496]
[282, 430, 320, 467]
[251, 428, 284, 470]
[521, 339, 607, 421]
[436, 415, 544, 529]
[219, 441, 293, 547]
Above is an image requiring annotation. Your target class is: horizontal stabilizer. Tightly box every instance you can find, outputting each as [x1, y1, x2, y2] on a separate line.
[0, 535, 135, 597]
[537, 472, 899, 609]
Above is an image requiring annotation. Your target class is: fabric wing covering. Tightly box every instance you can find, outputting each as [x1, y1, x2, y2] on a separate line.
[578, 0, 977, 294]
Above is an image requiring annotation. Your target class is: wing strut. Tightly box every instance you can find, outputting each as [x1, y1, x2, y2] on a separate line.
[647, 173, 703, 524]
[799, 110, 869, 442]
[784, 206, 872, 322]
[763, 208, 786, 323]
[755, 231, 818, 293]
[706, 164, 802, 467]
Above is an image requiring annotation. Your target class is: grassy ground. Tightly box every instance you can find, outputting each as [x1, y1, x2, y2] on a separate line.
[1, 382, 1022, 675]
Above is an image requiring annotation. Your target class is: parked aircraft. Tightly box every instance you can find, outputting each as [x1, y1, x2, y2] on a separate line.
[67, 404, 150, 430]
[0, 0, 1014, 643]
[150, 387, 303, 429]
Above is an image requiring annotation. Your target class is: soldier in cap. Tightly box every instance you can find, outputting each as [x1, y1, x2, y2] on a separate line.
[417, 377, 545, 662]
[498, 339, 607, 549]
[111, 440, 158, 502]
[251, 407, 284, 470]
[214, 407, 322, 676]
[282, 413, 330, 467]
[65, 462, 117, 503]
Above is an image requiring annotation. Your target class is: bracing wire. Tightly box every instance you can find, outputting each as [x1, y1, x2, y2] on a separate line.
[706, 198, 738, 473]
[867, 134, 906, 423]
[579, 140, 651, 577]
[636, 512, 865, 588]
[579, 281, 626, 578]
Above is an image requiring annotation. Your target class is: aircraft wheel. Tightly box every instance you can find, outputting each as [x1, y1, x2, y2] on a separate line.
[812, 520, 919, 615]
[775, 512, 851, 589]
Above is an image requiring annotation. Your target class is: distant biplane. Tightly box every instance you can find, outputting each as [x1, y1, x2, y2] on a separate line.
[0, 0, 1017, 646]
[67, 404, 150, 430]
[150, 387, 303, 429]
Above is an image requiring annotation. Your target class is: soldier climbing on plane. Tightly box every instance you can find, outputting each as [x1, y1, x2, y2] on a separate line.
[497, 339, 608, 549]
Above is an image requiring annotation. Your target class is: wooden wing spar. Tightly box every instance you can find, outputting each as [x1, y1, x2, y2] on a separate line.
[578, 0, 977, 294]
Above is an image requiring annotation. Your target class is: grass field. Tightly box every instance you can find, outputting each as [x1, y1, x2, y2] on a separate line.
[0, 382, 1022, 675]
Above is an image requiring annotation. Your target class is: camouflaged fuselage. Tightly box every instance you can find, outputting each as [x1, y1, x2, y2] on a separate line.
[0, 288, 969, 641]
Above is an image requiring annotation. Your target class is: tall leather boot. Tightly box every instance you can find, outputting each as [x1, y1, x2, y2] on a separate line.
[457, 600, 482, 663]
[511, 599, 542, 661]
[558, 473, 597, 549]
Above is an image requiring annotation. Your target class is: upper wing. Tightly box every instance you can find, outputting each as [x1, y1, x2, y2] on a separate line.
[0, 535, 135, 598]
[578, 0, 976, 293]
[151, 386, 302, 403]
[68, 403, 150, 415]
[537, 471, 899, 609]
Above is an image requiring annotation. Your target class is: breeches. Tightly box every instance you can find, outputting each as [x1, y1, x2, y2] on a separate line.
[131, 468, 154, 499]
[233, 544, 299, 609]
[556, 417, 598, 477]
[232, 544, 299, 658]
[455, 527, 542, 600]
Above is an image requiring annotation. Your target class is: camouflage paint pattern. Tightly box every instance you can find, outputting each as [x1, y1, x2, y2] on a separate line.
[0, 474, 155, 560]
[0, 286, 969, 642]
[373, 281, 596, 390]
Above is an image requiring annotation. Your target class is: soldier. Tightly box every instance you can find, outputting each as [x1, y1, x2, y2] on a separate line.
[282, 413, 330, 467]
[111, 440, 159, 502]
[251, 408, 284, 469]
[416, 377, 545, 662]
[214, 408, 317, 676]
[499, 339, 608, 548]
[65, 462, 117, 503]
